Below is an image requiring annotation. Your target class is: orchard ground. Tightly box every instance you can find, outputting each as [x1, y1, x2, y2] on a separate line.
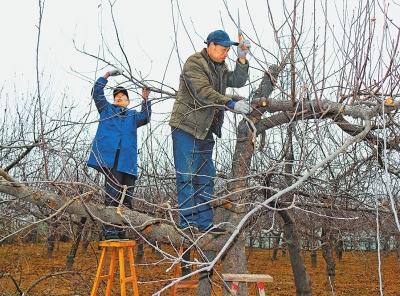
[0, 242, 399, 295]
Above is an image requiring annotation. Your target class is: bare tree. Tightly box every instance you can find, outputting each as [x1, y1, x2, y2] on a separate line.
[1, 1, 400, 296]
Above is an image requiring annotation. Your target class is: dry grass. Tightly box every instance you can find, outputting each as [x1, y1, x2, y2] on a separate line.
[0, 242, 399, 295]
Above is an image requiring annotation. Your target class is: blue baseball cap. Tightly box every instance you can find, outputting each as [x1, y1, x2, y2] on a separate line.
[204, 30, 239, 47]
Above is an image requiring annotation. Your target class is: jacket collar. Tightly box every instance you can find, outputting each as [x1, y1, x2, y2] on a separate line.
[112, 105, 128, 116]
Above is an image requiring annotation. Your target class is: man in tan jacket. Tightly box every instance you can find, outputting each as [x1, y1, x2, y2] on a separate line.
[169, 29, 252, 234]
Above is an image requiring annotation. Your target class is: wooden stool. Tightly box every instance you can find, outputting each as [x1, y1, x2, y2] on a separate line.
[222, 273, 273, 296]
[169, 246, 199, 296]
[91, 240, 139, 296]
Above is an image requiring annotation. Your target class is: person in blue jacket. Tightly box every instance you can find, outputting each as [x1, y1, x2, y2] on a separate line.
[87, 69, 151, 240]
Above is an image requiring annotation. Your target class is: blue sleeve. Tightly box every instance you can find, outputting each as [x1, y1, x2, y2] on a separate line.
[92, 77, 110, 113]
[226, 100, 236, 109]
[136, 100, 151, 127]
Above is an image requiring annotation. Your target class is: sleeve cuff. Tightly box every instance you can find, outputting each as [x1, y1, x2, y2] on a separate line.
[97, 76, 108, 83]
[226, 100, 236, 109]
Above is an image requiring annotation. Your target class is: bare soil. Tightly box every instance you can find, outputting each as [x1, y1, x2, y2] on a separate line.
[0, 242, 399, 295]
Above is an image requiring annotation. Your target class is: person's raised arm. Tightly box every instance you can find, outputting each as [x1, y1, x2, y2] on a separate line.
[92, 69, 123, 113]
[227, 39, 251, 88]
[136, 87, 152, 127]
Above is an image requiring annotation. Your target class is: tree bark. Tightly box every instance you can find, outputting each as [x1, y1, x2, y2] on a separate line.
[272, 232, 282, 261]
[66, 217, 87, 270]
[221, 235, 248, 296]
[46, 221, 57, 258]
[135, 238, 145, 263]
[395, 234, 400, 260]
[248, 229, 254, 248]
[279, 210, 312, 296]
[81, 223, 92, 253]
[311, 249, 317, 268]
[321, 228, 336, 291]
[197, 250, 215, 296]
[335, 239, 344, 261]
[0, 170, 243, 254]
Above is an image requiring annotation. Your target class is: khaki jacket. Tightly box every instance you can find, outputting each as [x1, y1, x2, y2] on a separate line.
[169, 48, 249, 139]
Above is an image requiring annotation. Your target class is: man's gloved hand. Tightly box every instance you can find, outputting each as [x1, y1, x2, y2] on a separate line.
[235, 100, 253, 113]
[237, 39, 251, 59]
[108, 68, 124, 76]
[226, 99, 253, 114]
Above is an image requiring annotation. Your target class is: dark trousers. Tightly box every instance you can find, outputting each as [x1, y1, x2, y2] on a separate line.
[101, 150, 136, 238]
[103, 168, 135, 209]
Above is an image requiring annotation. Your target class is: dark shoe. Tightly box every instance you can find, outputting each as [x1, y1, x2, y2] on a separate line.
[199, 225, 226, 235]
[118, 230, 128, 240]
[181, 263, 191, 277]
[104, 233, 120, 240]
[103, 224, 123, 240]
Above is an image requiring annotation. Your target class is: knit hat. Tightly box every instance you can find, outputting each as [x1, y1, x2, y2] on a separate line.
[113, 86, 129, 98]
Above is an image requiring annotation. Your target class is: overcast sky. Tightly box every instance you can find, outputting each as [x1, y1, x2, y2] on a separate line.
[0, 1, 274, 104]
[0, 0, 288, 144]
[1, 0, 398, 123]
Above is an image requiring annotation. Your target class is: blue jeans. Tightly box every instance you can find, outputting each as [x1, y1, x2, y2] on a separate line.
[172, 128, 216, 230]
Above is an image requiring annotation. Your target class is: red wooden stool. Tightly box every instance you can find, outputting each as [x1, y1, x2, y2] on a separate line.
[222, 273, 273, 296]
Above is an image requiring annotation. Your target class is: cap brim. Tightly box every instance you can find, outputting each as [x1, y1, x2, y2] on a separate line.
[215, 41, 239, 47]
[205, 41, 240, 46]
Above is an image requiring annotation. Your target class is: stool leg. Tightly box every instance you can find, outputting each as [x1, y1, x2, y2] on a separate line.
[257, 282, 266, 296]
[90, 247, 107, 296]
[105, 248, 117, 296]
[170, 283, 177, 296]
[230, 281, 239, 295]
[127, 247, 139, 296]
[119, 247, 127, 296]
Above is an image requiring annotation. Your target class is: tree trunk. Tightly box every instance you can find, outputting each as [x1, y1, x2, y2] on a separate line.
[222, 235, 248, 296]
[279, 210, 312, 296]
[135, 238, 145, 263]
[382, 235, 391, 257]
[259, 232, 264, 248]
[217, 78, 267, 295]
[66, 217, 87, 270]
[248, 229, 254, 248]
[311, 249, 317, 268]
[272, 233, 282, 261]
[197, 250, 215, 296]
[335, 239, 344, 261]
[46, 221, 58, 258]
[395, 234, 400, 260]
[281, 242, 287, 257]
[81, 223, 91, 253]
[321, 228, 336, 291]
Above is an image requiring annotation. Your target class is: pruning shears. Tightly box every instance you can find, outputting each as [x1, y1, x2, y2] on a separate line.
[237, 9, 243, 44]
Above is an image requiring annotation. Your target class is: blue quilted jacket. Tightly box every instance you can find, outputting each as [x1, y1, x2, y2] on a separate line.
[87, 77, 151, 176]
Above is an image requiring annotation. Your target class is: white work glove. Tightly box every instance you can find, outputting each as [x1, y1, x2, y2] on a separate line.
[108, 68, 124, 76]
[237, 39, 251, 59]
[233, 100, 253, 114]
